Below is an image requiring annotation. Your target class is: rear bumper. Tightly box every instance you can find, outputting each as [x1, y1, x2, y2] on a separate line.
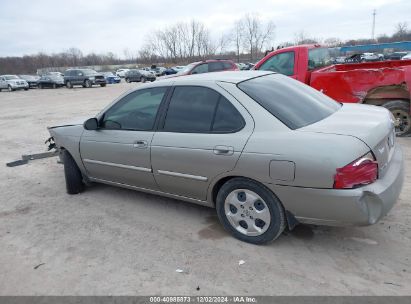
[271, 145, 404, 226]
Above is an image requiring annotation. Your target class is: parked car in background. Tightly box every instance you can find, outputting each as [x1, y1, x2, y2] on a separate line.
[115, 69, 130, 78]
[154, 67, 167, 76]
[44, 71, 64, 78]
[334, 56, 346, 64]
[345, 53, 363, 63]
[64, 69, 106, 88]
[169, 59, 238, 77]
[0, 75, 29, 92]
[254, 44, 411, 136]
[19, 75, 40, 88]
[401, 52, 411, 60]
[164, 66, 185, 75]
[103, 72, 121, 84]
[385, 52, 408, 60]
[125, 69, 156, 83]
[48, 71, 403, 244]
[37, 75, 65, 89]
[361, 52, 379, 62]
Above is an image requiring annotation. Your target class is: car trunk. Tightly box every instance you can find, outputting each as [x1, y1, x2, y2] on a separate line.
[299, 103, 396, 178]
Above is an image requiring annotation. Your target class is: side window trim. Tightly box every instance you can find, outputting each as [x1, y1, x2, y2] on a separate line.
[99, 86, 171, 132]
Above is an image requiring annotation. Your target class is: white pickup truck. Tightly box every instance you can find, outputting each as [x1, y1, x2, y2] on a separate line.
[0, 75, 29, 92]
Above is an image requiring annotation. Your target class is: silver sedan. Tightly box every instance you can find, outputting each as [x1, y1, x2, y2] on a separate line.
[48, 71, 404, 244]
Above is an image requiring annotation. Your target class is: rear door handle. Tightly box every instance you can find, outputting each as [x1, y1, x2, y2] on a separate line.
[213, 145, 234, 156]
[133, 140, 148, 149]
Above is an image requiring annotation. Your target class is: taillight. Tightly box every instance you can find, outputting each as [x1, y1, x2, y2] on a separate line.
[334, 152, 378, 189]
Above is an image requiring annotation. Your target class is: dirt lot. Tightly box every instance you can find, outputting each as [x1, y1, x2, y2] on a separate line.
[0, 82, 410, 295]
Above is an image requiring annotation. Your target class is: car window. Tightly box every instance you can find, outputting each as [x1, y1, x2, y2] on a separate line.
[101, 87, 167, 131]
[223, 62, 234, 69]
[208, 62, 224, 72]
[191, 64, 208, 74]
[237, 74, 341, 130]
[163, 86, 220, 133]
[163, 86, 244, 133]
[212, 96, 245, 132]
[258, 52, 295, 76]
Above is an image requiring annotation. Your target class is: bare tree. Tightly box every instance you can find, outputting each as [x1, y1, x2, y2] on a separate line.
[393, 22, 409, 41]
[240, 13, 275, 62]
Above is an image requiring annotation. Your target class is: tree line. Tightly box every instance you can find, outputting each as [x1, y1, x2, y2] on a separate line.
[0, 15, 410, 75]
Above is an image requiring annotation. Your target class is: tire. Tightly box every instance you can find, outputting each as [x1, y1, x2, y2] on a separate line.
[66, 81, 72, 89]
[216, 177, 286, 244]
[382, 100, 411, 136]
[38, 83, 43, 89]
[100, 83, 106, 87]
[84, 79, 92, 88]
[62, 150, 85, 194]
[24, 88, 29, 91]
[8, 85, 13, 92]
[140, 76, 146, 83]
[53, 83, 57, 89]
[125, 78, 130, 83]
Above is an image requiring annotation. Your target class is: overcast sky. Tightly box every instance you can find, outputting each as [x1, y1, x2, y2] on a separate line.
[0, 0, 409, 57]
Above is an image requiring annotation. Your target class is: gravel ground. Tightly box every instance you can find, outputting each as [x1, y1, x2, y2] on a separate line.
[0, 82, 410, 295]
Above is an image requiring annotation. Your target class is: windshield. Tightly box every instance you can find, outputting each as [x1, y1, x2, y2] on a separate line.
[308, 48, 333, 70]
[177, 63, 197, 74]
[237, 74, 341, 130]
[5, 75, 19, 80]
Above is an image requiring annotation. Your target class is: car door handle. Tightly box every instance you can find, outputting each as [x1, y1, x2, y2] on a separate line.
[133, 140, 148, 149]
[213, 145, 234, 156]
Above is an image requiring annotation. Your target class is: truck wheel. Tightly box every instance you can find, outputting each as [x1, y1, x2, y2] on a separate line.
[8, 85, 13, 92]
[382, 100, 411, 136]
[216, 177, 286, 244]
[84, 80, 92, 88]
[62, 150, 85, 194]
[66, 81, 72, 89]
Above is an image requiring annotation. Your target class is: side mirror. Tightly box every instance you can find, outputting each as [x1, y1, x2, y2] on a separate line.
[84, 118, 99, 130]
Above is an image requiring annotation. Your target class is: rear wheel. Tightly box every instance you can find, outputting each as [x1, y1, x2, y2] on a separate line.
[382, 100, 411, 136]
[216, 178, 286, 244]
[53, 83, 57, 89]
[62, 150, 85, 194]
[66, 81, 72, 89]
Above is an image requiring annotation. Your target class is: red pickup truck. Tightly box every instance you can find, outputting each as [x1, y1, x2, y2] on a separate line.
[254, 44, 411, 136]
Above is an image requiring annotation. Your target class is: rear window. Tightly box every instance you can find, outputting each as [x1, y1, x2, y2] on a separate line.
[237, 74, 341, 129]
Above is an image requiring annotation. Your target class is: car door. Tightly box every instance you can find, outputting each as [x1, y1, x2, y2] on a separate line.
[151, 84, 254, 200]
[80, 86, 169, 189]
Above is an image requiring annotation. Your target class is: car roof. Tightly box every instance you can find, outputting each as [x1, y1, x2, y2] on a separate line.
[163, 71, 275, 84]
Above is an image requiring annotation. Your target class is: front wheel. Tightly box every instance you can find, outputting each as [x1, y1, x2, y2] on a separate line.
[62, 150, 85, 194]
[125, 78, 130, 83]
[100, 83, 106, 87]
[382, 100, 411, 136]
[216, 178, 286, 244]
[53, 83, 57, 89]
[8, 85, 13, 92]
[84, 79, 92, 88]
[140, 76, 146, 83]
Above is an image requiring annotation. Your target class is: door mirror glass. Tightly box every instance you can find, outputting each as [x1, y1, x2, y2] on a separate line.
[84, 118, 99, 130]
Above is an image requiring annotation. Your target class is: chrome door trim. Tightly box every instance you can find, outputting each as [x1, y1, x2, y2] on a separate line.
[88, 177, 213, 208]
[83, 159, 152, 173]
[157, 170, 208, 181]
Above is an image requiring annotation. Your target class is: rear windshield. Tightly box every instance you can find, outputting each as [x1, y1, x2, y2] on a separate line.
[237, 74, 341, 129]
